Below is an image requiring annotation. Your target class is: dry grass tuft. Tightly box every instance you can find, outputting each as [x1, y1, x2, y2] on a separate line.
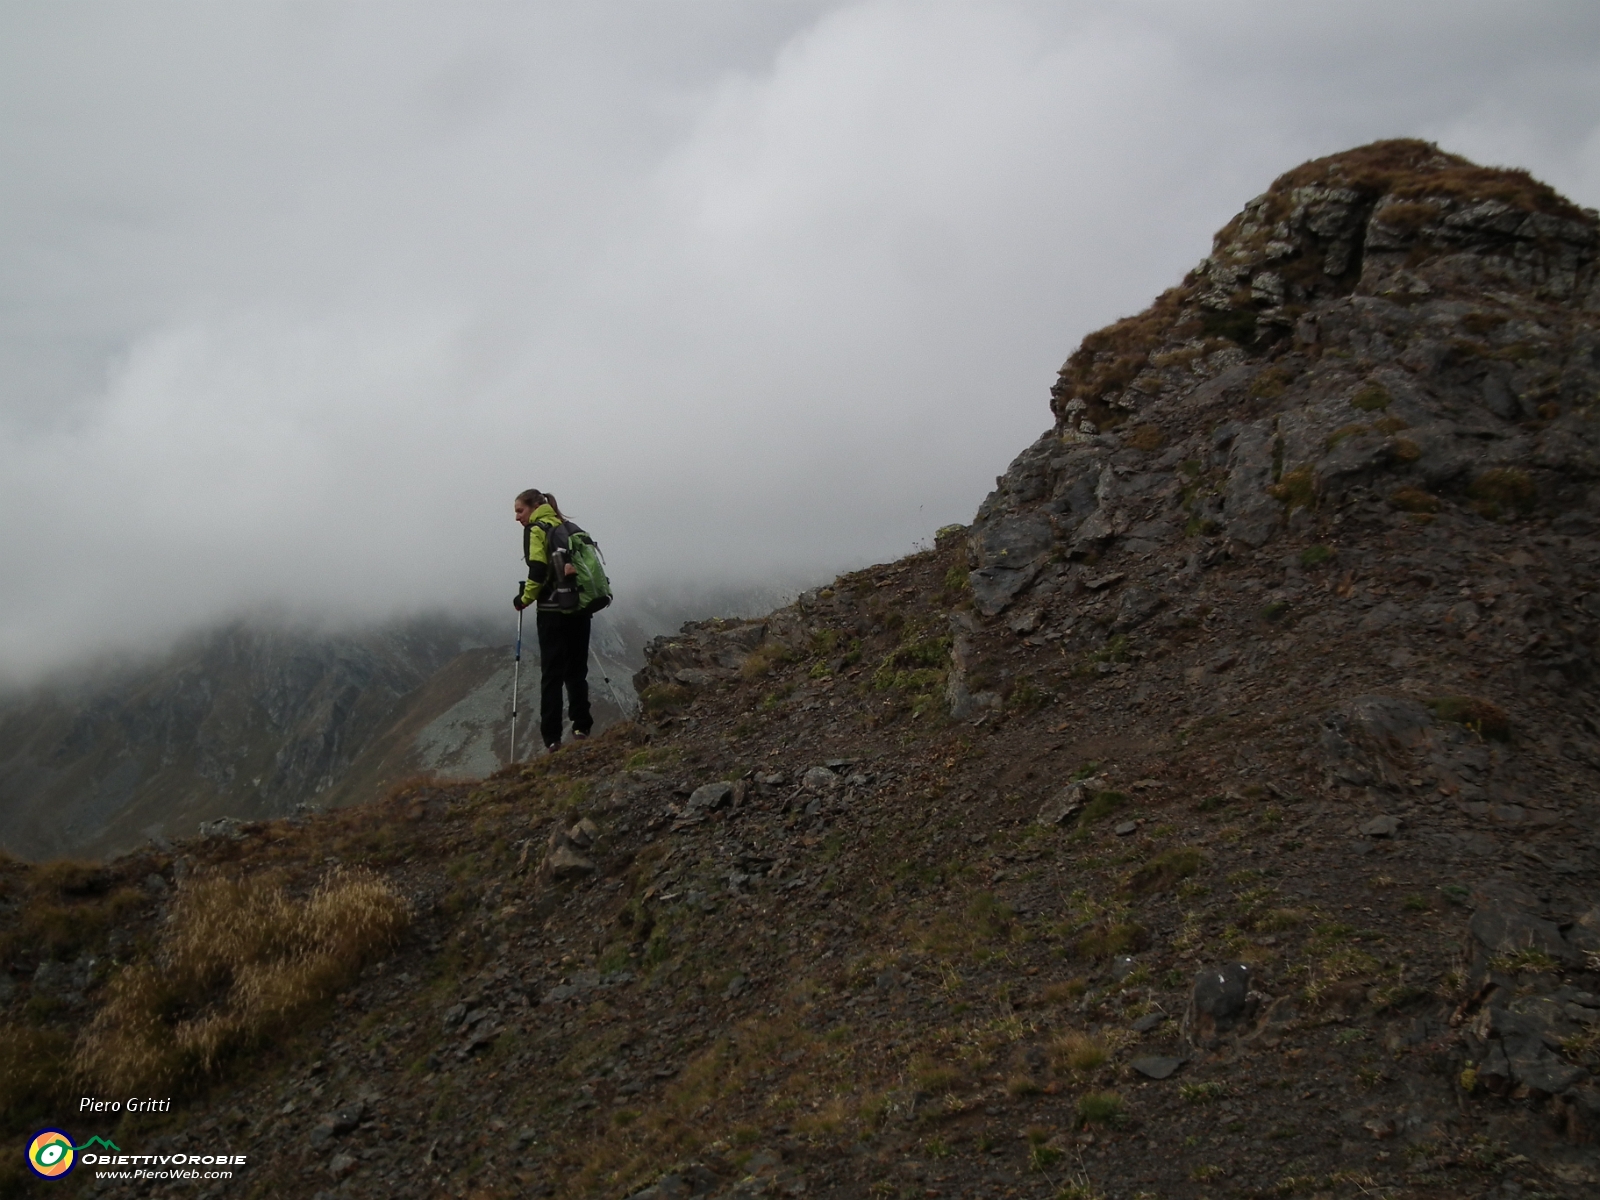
[1427, 695, 1511, 741]
[1350, 384, 1392, 412]
[0, 1024, 73, 1128]
[739, 641, 793, 680]
[1050, 1031, 1109, 1074]
[1469, 468, 1536, 518]
[1039, 978, 1088, 1006]
[76, 868, 408, 1094]
[1390, 486, 1441, 514]
[1123, 424, 1167, 452]
[1073, 919, 1148, 962]
[1123, 846, 1205, 895]
[1268, 138, 1591, 224]
[1269, 467, 1316, 512]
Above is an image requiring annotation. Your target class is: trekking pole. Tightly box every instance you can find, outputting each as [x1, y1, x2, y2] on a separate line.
[510, 608, 523, 764]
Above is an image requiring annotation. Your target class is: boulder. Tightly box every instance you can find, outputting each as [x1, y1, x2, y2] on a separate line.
[685, 782, 734, 813]
[1184, 962, 1259, 1047]
[802, 767, 840, 794]
[543, 842, 596, 881]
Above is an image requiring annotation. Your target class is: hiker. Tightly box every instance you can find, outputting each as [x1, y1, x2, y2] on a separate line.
[514, 488, 594, 751]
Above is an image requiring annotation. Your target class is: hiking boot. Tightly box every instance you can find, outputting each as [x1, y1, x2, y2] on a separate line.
[572, 729, 589, 741]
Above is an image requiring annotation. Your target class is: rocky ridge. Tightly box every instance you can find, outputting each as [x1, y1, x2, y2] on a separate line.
[4, 141, 1600, 1200]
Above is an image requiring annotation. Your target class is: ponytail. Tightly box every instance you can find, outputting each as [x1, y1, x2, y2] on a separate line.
[516, 488, 564, 519]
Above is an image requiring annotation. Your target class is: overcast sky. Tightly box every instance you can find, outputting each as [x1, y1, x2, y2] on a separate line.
[2, 1, 1598, 685]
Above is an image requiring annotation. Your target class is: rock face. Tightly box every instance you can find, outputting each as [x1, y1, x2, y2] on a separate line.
[970, 139, 1600, 618]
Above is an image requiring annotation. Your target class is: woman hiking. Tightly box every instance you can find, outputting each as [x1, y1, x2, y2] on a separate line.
[514, 488, 593, 751]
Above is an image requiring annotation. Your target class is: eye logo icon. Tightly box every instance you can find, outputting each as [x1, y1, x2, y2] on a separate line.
[28, 1129, 75, 1178]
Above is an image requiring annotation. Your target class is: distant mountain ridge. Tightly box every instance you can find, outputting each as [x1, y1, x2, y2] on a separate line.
[0, 582, 815, 861]
[0, 615, 636, 861]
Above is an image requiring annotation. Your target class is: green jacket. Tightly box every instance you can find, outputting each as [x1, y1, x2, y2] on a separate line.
[519, 504, 563, 609]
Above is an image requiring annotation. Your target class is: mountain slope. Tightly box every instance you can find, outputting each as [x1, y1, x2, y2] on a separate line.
[4, 141, 1600, 1200]
[0, 615, 642, 861]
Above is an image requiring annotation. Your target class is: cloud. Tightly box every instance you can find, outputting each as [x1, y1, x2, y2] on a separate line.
[1, 0, 1598, 684]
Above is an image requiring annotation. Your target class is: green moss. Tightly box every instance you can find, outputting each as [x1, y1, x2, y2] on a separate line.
[1299, 544, 1333, 567]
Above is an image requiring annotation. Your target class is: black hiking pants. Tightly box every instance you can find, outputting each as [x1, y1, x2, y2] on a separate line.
[536, 609, 592, 747]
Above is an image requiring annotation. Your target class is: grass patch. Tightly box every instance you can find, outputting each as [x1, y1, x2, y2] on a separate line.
[1179, 1081, 1229, 1104]
[1124, 424, 1166, 452]
[1489, 947, 1559, 975]
[1073, 920, 1147, 962]
[1076, 1090, 1122, 1124]
[1469, 468, 1536, 518]
[0, 1024, 73, 1129]
[1426, 695, 1510, 741]
[1390, 486, 1440, 513]
[912, 1063, 965, 1094]
[1201, 308, 1257, 346]
[1039, 979, 1088, 1005]
[76, 868, 409, 1094]
[1299, 544, 1333, 567]
[1123, 846, 1204, 895]
[740, 641, 793, 679]
[1051, 1032, 1109, 1074]
[639, 683, 692, 715]
[1351, 383, 1391, 411]
[1269, 466, 1315, 511]
[1078, 791, 1127, 825]
[1249, 365, 1293, 399]
[1076, 636, 1131, 676]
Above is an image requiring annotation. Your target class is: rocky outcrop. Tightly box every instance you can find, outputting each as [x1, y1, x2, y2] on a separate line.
[970, 139, 1600, 615]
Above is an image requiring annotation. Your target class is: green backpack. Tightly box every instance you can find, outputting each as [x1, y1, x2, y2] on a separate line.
[543, 520, 613, 614]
